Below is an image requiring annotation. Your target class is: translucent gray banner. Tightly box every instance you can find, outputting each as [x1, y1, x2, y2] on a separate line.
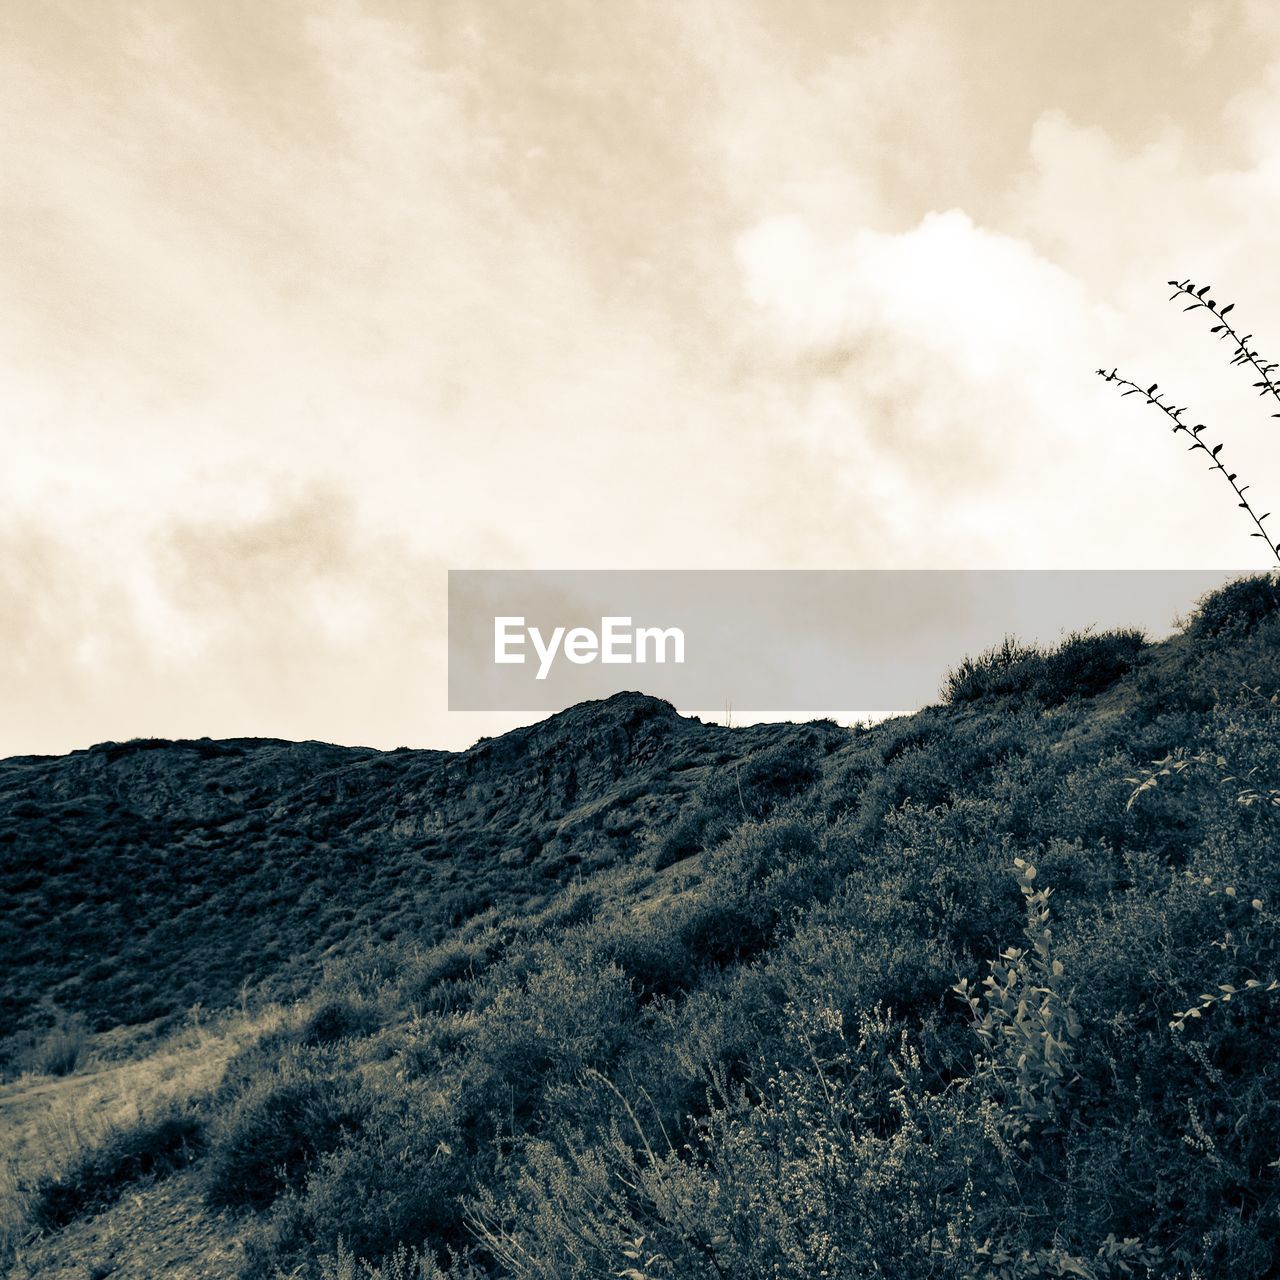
[447, 570, 1251, 712]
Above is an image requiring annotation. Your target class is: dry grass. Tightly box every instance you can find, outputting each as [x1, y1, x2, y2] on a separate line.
[0, 1003, 285, 1265]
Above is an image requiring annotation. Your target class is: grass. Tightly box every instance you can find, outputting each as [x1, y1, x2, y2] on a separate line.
[32, 1107, 206, 1229]
[0, 1004, 284, 1266]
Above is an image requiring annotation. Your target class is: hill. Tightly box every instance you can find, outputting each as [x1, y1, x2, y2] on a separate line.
[0, 693, 835, 1041]
[3, 577, 1280, 1280]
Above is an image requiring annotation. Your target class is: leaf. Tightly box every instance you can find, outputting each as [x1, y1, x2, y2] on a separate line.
[1212, 443, 1224, 457]
[1221, 302, 1235, 316]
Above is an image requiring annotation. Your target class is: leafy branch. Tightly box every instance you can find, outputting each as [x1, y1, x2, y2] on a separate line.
[1126, 747, 1280, 811]
[1167, 278, 1280, 414]
[1170, 975, 1279, 1033]
[1095, 368, 1280, 566]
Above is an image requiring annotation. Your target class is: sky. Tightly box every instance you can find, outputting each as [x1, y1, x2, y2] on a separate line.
[4, 0, 1280, 755]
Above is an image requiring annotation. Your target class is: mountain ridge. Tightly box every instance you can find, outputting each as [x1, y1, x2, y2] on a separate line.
[0, 689, 838, 1042]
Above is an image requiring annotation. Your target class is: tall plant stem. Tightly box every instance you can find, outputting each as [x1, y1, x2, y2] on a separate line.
[1096, 368, 1280, 567]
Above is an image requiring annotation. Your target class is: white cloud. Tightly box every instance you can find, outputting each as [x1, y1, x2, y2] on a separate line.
[7, 2, 1280, 752]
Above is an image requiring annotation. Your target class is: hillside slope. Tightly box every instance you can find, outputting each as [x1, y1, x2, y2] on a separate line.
[3, 579, 1280, 1280]
[0, 692, 839, 1042]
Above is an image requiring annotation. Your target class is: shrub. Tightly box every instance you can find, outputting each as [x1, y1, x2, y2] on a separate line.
[475, 1004, 987, 1280]
[319, 1239, 481, 1280]
[734, 741, 822, 807]
[12, 1008, 89, 1078]
[953, 858, 1083, 1144]
[251, 1087, 471, 1271]
[593, 911, 697, 999]
[1037, 628, 1148, 703]
[401, 940, 488, 1004]
[300, 996, 384, 1046]
[33, 1109, 205, 1229]
[462, 955, 636, 1130]
[698, 743, 822, 824]
[945, 631, 1146, 707]
[652, 808, 707, 870]
[678, 820, 826, 968]
[205, 1071, 366, 1210]
[1189, 573, 1280, 639]
[943, 636, 1043, 704]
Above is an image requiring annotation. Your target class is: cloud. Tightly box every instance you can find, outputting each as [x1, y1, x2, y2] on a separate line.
[0, 489, 448, 756]
[727, 29, 1280, 567]
[7, 1, 1280, 751]
[732, 210, 1136, 562]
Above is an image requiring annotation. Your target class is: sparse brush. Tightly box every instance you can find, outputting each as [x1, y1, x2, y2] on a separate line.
[11, 1009, 89, 1079]
[1098, 279, 1280, 565]
[32, 1108, 206, 1230]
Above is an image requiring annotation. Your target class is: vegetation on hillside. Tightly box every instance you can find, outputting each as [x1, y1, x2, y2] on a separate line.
[3, 576, 1280, 1278]
[0, 700, 827, 1043]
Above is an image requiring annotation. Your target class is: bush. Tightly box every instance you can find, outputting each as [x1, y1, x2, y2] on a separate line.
[698, 743, 822, 823]
[319, 1239, 481, 1280]
[12, 1008, 89, 1078]
[33, 1109, 205, 1229]
[679, 820, 826, 968]
[593, 911, 698, 999]
[943, 636, 1043, 703]
[402, 941, 489, 1011]
[205, 1071, 366, 1211]
[653, 743, 825, 872]
[1037, 628, 1148, 703]
[300, 996, 384, 1046]
[254, 1089, 471, 1269]
[944, 630, 1148, 706]
[652, 808, 707, 870]
[462, 955, 636, 1130]
[1189, 573, 1280, 638]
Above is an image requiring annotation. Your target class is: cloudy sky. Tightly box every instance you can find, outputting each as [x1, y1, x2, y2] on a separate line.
[5, 0, 1280, 755]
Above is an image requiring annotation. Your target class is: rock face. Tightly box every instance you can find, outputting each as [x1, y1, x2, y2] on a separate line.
[0, 692, 839, 1040]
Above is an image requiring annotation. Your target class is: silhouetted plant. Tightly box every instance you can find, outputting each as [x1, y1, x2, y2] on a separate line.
[1097, 279, 1280, 565]
[1188, 573, 1280, 638]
